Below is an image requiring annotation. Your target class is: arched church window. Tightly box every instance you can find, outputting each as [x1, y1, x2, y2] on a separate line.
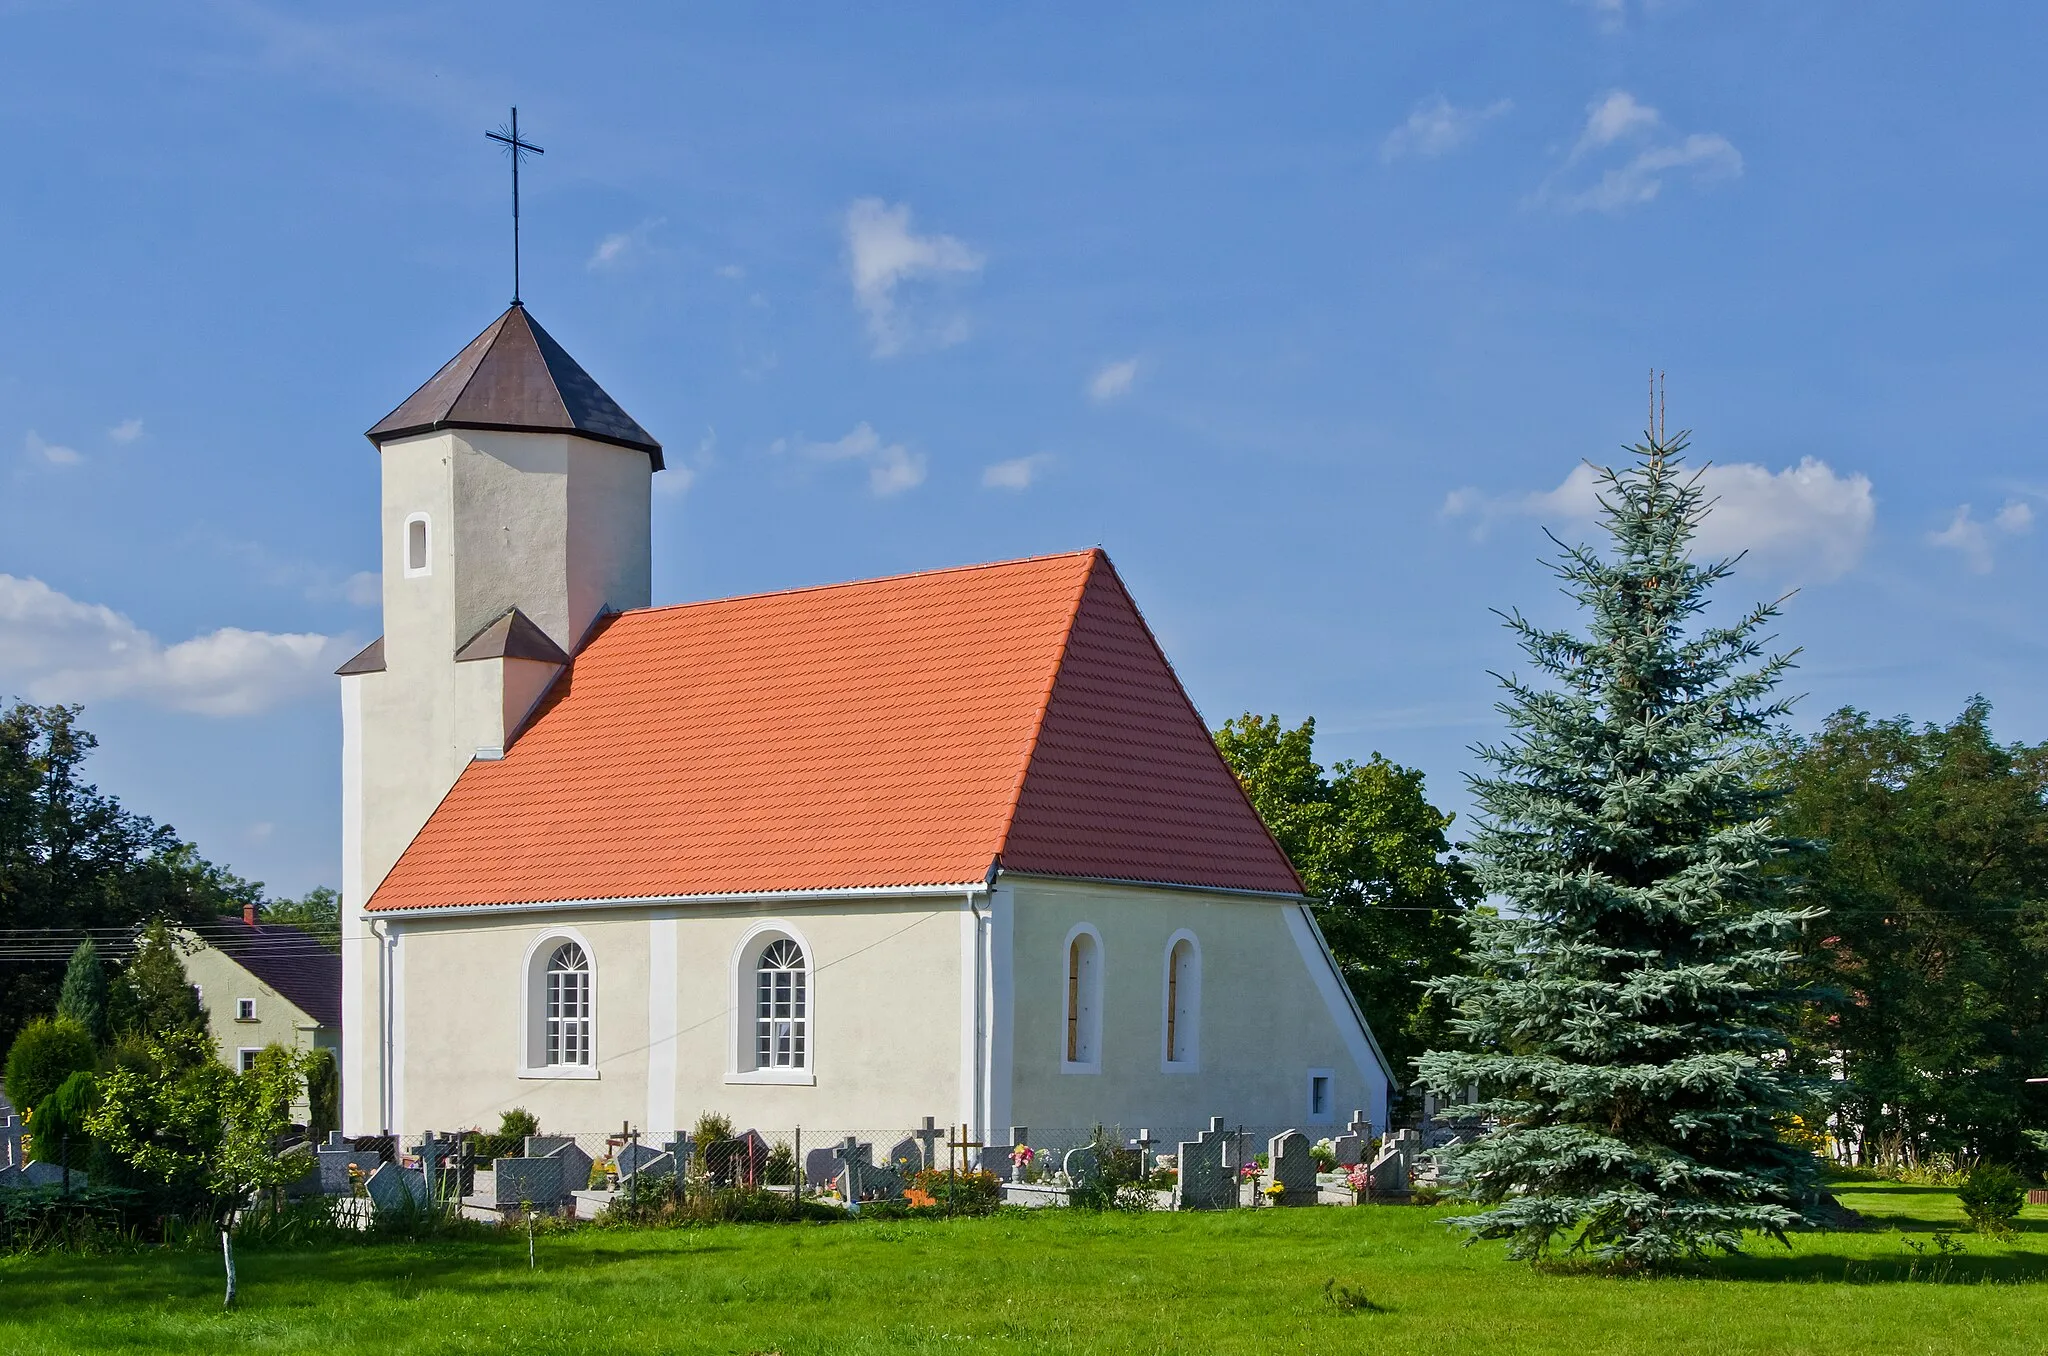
[544, 941, 592, 1067]
[755, 938, 807, 1070]
[1064, 926, 1102, 1069]
[1163, 933, 1199, 1069]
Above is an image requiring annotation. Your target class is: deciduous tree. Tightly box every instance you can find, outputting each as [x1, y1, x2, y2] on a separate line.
[1214, 715, 1474, 1082]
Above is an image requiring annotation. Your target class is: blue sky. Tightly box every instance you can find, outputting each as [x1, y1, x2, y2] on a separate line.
[3, 2, 2045, 898]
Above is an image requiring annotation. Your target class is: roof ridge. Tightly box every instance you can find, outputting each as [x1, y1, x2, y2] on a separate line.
[440, 308, 511, 424]
[991, 549, 1104, 864]
[612, 548, 1102, 619]
[502, 306, 575, 430]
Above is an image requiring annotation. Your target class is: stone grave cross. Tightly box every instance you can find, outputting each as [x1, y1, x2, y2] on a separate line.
[913, 1116, 945, 1170]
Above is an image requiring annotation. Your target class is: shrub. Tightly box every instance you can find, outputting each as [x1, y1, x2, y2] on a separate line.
[26, 1071, 99, 1168]
[764, 1141, 795, 1186]
[5, 1018, 97, 1115]
[1957, 1163, 2029, 1236]
[908, 1167, 1001, 1212]
[691, 1111, 735, 1171]
[305, 1047, 340, 1139]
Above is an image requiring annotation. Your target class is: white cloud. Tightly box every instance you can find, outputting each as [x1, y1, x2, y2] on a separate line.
[108, 418, 144, 444]
[843, 198, 984, 357]
[983, 453, 1052, 491]
[587, 218, 665, 271]
[1929, 499, 2033, 573]
[715, 264, 746, 280]
[777, 423, 926, 497]
[1572, 91, 1661, 159]
[655, 428, 716, 499]
[1444, 457, 1876, 582]
[24, 431, 81, 466]
[1088, 358, 1139, 403]
[0, 574, 345, 716]
[1381, 95, 1513, 162]
[1538, 91, 1742, 213]
[342, 571, 381, 608]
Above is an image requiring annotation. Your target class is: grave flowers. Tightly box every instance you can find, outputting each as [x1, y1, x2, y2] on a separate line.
[1344, 1163, 1372, 1202]
[1261, 1181, 1287, 1203]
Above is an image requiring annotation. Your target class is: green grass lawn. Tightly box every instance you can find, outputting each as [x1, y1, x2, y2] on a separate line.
[1, 1181, 2043, 1355]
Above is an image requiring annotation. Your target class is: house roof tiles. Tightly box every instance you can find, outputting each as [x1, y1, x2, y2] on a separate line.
[205, 919, 342, 1029]
[367, 549, 1302, 911]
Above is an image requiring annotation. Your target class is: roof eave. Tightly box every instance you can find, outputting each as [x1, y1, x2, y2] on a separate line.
[365, 419, 666, 467]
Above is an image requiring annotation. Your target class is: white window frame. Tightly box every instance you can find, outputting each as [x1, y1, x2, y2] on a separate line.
[727, 920, 817, 1085]
[236, 997, 257, 1022]
[1160, 930, 1200, 1073]
[518, 928, 600, 1079]
[403, 512, 432, 578]
[238, 1047, 262, 1074]
[1306, 1068, 1336, 1124]
[1061, 923, 1103, 1074]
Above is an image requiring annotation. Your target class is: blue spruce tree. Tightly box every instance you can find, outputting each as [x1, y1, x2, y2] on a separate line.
[1417, 428, 1820, 1264]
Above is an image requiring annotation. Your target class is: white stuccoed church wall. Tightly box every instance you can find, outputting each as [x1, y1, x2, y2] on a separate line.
[341, 427, 652, 1134]
[376, 896, 970, 1137]
[1000, 877, 1390, 1135]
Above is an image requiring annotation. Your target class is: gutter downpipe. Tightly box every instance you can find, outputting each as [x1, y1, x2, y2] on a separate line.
[371, 917, 394, 1135]
[971, 857, 1001, 1145]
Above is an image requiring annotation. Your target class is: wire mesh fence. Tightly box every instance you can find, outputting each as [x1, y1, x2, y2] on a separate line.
[302, 1113, 1409, 1221]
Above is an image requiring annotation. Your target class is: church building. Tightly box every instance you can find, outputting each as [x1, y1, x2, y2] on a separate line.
[338, 304, 1391, 1142]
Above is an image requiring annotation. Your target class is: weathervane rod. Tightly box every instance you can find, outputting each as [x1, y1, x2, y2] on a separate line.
[486, 107, 545, 306]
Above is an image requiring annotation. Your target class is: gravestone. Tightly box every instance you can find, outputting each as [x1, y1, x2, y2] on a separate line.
[365, 1162, 429, 1213]
[1365, 1144, 1408, 1197]
[525, 1135, 575, 1159]
[546, 1139, 596, 1194]
[492, 1156, 568, 1209]
[0, 1165, 19, 1190]
[1330, 1132, 1365, 1167]
[805, 1145, 845, 1189]
[704, 1133, 768, 1188]
[616, 1142, 663, 1179]
[0, 1114, 21, 1169]
[1343, 1110, 1373, 1145]
[886, 1138, 924, 1178]
[1062, 1144, 1101, 1189]
[620, 1150, 674, 1185]
[316, 1131, 381, 1195]
[1172, 1123, 1235, 1210]
[833, 1137, 904, 1203]
[16, 1161, 76, 1189]
[1386, 1128, 1424, 1180]
[280, 1144, 322, 1198]
[979, 1126, 1028, 1181]
[1267, 1130, 1316, 1206]
[912, 1117, 946, 1170]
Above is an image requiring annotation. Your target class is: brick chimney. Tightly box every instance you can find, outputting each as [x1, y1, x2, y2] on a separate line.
[243, 901, 257, 927]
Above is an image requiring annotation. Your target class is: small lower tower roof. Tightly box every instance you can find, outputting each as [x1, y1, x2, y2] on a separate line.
[367, 304, 663, 468]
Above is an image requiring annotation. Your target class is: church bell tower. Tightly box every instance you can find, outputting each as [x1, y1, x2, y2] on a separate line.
[338, 303, 662, 1132]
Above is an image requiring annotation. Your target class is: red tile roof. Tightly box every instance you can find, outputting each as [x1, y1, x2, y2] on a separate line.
[367, 549, 1302, 911]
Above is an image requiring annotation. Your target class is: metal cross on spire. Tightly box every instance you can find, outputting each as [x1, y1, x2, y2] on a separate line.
[486, 107, 545, 306]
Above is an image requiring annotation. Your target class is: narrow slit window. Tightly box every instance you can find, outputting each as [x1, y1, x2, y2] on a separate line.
[1065, 930, 1100, 1066]
[1165, 937, 1197, 1065]
[404, 514, 430, 576]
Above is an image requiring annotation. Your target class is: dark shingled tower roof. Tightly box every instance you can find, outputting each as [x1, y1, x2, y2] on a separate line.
[367, 304, 663, 468]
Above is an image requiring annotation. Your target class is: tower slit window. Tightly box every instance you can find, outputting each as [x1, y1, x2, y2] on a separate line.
[403, 513, 431, 577]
